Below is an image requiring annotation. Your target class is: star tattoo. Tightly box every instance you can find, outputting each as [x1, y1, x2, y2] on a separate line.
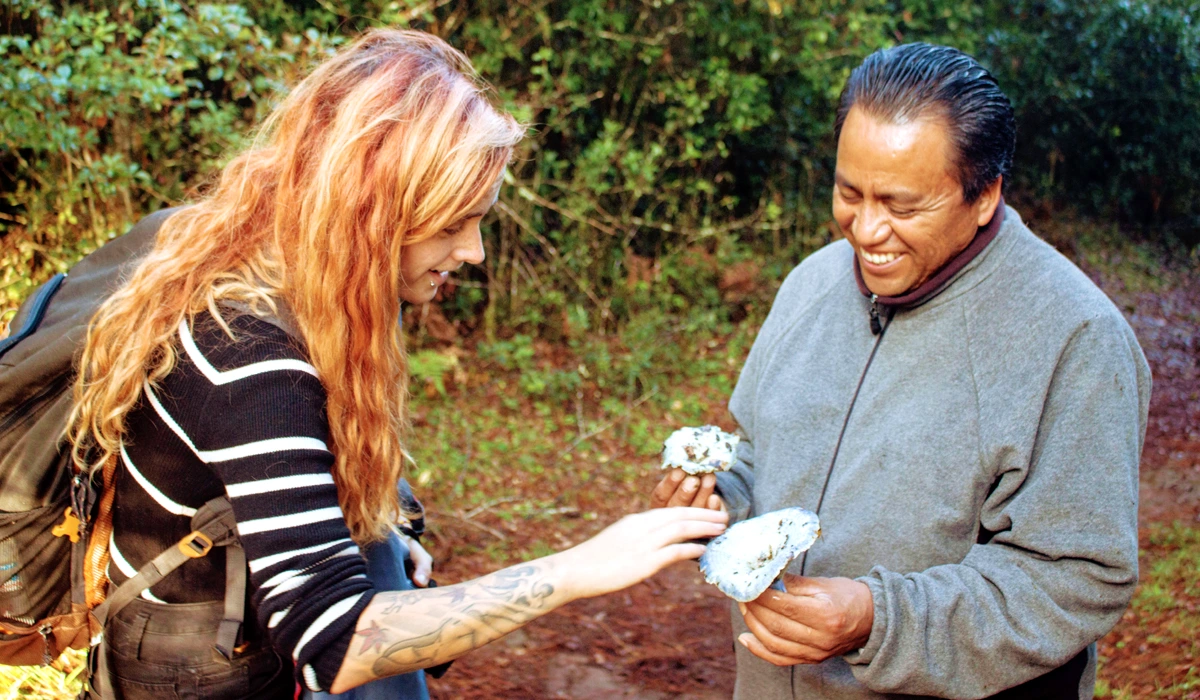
[356, 621, 390, 654]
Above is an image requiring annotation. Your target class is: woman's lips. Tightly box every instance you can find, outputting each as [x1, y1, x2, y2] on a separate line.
[430, 270, 450, 285]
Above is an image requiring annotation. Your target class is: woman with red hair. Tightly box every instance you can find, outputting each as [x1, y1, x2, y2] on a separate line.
[69, 29, 725, 698]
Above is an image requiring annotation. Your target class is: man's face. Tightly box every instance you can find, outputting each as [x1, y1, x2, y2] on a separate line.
[397, 176, 502, 304]
[832, 106, 1001, 297]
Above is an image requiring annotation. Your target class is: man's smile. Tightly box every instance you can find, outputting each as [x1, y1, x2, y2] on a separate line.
[860, 250, 899, 266]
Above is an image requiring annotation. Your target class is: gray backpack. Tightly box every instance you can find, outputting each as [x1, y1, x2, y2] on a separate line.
[0, 208, 245, 679]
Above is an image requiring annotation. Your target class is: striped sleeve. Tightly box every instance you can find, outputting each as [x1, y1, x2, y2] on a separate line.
[153, 314, 374, 691]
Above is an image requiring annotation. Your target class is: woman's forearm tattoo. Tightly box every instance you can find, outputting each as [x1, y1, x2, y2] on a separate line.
[363, 563, 557, 679]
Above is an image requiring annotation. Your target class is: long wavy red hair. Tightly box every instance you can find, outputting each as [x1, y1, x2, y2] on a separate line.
[69, 29, 524, 543]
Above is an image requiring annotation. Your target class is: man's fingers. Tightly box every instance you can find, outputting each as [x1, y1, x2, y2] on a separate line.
[743, 599, 829, 652]
[755, 586, 830, 620]
[650, 469, 686, 508]
[780, 574, 825, 597]
[689, 473, 716, 508]
[651, 470, 724, 511]
[737, 633, 809, 667]
[741, 607, 828, 662]
[667, 475, 701, 507]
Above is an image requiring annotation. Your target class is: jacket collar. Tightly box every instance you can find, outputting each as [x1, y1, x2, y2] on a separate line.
[853, 197, 1006, 309]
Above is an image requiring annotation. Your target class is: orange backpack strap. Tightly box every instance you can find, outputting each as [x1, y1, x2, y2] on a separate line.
[84, 453, 118, 608]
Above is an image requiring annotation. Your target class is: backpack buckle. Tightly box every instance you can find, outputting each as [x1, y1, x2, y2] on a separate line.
[179, 531, 214, 558]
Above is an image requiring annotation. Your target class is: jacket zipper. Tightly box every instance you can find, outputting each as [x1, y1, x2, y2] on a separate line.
[798, 302, 894, 575]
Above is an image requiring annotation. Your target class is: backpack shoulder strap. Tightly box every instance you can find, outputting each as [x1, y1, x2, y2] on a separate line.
[91, 495, 244, 658]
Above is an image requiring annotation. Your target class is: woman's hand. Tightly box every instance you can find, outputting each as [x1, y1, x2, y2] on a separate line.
[398, 532, 433, 588]
[553, 506, 728, 600]
[650, 468, 726, 511]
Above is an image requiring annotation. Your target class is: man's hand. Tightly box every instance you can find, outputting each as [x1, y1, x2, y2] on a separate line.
[650, 468, 725, 510]
[737, 575, 874, 665]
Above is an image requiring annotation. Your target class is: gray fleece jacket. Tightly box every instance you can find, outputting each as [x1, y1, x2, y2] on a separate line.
[715, 206, 1150, 700]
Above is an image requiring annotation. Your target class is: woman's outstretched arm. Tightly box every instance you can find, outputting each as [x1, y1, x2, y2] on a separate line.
[330, 506, 727, 692]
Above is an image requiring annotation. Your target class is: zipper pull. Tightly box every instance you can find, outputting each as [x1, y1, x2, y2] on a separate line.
[869, 294, 882, 335]
[39, 624, 53, 665]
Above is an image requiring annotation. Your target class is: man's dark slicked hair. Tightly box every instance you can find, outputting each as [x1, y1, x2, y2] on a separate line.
[834, 43, 1016, 203]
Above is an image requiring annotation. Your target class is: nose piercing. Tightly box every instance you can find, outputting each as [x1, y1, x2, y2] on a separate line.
[430, 280, 436, 288]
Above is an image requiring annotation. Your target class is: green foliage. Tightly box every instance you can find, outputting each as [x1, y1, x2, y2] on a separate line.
[408, 348, 460, 395]
[2, 0, 1195, 334]
[0, 648, 85, 698]
[464, 0, 982, 335]
[982, 0, 1200, 241]
[0, 0, 326, 303]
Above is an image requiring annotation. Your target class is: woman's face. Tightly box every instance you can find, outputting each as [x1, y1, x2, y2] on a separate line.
[397, 177, 502, 304]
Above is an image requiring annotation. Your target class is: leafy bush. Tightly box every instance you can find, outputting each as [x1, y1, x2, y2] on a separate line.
[0, 0, 983, 325]
[0, 0, 333, 305]
[983, 0, 1200, 242]
[2, 0, 1194, 336]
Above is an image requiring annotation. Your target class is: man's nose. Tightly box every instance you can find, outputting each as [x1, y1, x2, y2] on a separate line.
[853, 203, 891, 246]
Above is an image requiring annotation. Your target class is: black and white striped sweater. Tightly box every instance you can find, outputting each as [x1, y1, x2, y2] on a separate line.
[110, 312, 374, 692]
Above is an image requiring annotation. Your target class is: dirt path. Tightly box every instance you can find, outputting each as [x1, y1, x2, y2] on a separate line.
[425, 246, 1198, 699]
[427, 562, 735, 699]
[1089, 266, 1199, 698]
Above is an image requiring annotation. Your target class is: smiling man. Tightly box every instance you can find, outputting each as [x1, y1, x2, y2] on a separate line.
[652, 44, 1152, 699]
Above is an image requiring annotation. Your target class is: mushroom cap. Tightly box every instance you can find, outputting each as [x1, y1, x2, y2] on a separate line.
[661, 425, 740, 475]
[698, 507, 821, 603]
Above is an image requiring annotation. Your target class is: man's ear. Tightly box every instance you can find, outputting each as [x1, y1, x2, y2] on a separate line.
[975, 176, 1004, 227]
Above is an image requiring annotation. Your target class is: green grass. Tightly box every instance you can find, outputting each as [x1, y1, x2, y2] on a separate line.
[1095, 521, 1200, 699]
[0, 648, 86, 698]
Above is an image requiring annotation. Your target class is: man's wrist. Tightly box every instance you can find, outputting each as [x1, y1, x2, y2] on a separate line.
[851, 579, 875, 650]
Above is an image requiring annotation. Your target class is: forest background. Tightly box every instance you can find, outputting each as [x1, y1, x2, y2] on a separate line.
[2, 0, 1198, 698]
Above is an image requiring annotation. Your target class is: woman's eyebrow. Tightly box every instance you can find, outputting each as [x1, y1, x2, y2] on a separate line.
[446, 211, 485, 230]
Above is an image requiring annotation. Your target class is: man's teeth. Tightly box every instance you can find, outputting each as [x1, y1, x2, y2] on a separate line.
[863, 251, 897, 265]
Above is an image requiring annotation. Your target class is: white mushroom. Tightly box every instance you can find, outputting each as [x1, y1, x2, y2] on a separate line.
[698, 507, 821, 603]
[661, 425, 740, 475]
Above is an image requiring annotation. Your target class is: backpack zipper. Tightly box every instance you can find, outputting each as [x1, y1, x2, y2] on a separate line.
[38, 623, 53, 665]
[0, 273, 66, 362]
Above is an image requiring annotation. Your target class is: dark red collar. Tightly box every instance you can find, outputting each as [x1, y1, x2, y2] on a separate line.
[853, 199, 1006, 308]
